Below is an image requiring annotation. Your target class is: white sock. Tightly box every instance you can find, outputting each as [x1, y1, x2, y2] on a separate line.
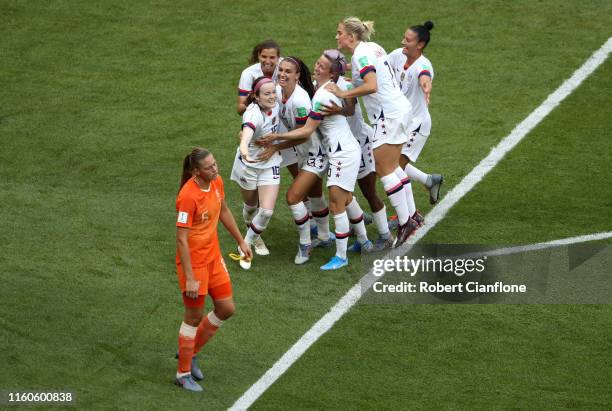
[333, 212, 350, 259]
[245, 208, 273, 244]
[372, 206, 390, 238]
[394, 167, 416, 216]
[381, 173, 409, 225]
[289, 202, 311, 245]
[242, 203, 258, 226]
[346, 197, 368, 243]
[309, 196, 330, 241]
[404, 163, 428, 186]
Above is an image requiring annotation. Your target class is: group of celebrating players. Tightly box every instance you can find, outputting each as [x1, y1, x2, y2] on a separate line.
[172, 16, 442, 391]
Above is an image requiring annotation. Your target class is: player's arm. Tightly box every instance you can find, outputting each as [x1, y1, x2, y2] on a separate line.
[219, 199, 252, 260]
[325, 71, 377, 99]
[419, 74, 432, 105]
[239, 125, 257, 162]
[321, 97, 355, 117]
[176, 227, 199, 298]
[237, 95, 248, 115]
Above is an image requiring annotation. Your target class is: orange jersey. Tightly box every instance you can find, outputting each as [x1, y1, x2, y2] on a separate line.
[175, 176, 225, 267]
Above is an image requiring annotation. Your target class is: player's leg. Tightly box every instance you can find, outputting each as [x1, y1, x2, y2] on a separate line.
[357, 171, 393, 250]
[286, 170, 320, 264]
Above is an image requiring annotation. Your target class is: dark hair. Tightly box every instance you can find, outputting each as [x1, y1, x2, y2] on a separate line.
[249, 39, 281, 64]
[410, 20, 434, 49]
[180, 147, 211, 189]
[282, 56, 315, 99]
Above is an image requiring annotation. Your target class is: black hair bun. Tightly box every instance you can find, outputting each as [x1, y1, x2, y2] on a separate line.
[424, 21, 434, 31]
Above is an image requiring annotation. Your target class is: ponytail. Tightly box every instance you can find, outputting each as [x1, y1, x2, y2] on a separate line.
[342, 17, 375, 42]
[410, 20, 434, 49]
[179, 147, 211, 190]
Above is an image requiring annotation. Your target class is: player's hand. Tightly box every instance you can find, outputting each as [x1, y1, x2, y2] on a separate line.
[321, 101, 343, 116]
[239, 240, 253, 261]
[185, 279, 200, 299]
[257, 146, 278, 161]
[241, 152, 258, 163]
[255, 133, 279, 147]
[324, 82, 344, 98]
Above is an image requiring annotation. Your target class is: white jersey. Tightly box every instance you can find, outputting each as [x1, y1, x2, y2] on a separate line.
[337, 76, 372, 143]
[310, 80, 359, 155]
[238, 102, 282, 169]
[276, 84, 312, 160]
[237, 61, 281, 97]
[351, 41, 411, 123]
[388, 49, 434, 135]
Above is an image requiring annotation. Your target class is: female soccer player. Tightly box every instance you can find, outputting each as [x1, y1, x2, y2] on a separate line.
[323, 66, 394, 251]
[236, 39, 281, 115]
[274, 56, 334, 264]
[388, 21, 443, 206]
[261, 50, 372, 270]
[326, 17, 420, 247]
[175, 148, 252, 392]
[230, 76, 281, 269]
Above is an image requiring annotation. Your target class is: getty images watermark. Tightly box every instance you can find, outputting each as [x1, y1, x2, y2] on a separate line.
[360, 244, 610, 304]
[372, 255, 525, 294]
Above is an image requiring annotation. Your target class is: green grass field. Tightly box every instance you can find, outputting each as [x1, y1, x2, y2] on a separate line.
[1, 1, 611, 409]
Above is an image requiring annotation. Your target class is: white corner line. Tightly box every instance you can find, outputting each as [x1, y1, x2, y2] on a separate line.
[229, 37, 612, 411]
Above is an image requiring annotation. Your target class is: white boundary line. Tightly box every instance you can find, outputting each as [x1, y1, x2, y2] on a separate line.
[229, 37, 612, 410]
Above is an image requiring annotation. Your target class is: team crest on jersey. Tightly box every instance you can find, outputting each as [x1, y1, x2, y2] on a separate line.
[200, 208, 209, 223]
[272, 116, 277, 125]
[400, 72, 405, 82]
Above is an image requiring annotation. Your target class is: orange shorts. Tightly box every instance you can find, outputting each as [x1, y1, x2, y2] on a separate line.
[177, 256, 232, 297]
[181, 282, 233, 308]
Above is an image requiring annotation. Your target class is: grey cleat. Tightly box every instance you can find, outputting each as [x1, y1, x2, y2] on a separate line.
[174, 374, 203, 392]
[374, 235, 395, 251]
[427, 174, 444, 205]
[294, 243, 312, 265]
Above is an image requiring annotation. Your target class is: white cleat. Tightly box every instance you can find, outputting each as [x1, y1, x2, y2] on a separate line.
[253, 236, 270, 256]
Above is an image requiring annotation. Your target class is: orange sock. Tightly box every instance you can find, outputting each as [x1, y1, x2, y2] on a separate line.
[177, 322, 197, 374]
[194, 311, 223, 354]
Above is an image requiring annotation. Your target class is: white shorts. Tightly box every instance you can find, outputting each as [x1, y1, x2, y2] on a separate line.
[401, 130, 430, 162]
[371, 111, 410, 150]
[350, 122, 376, 179]
[231, 154, 281, 190]
[301, 150, 328, 178]
[326, 148, 360, 193]
[280, 147, 298, 167]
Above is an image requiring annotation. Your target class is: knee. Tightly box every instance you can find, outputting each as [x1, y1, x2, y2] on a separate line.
[286, 189, 300, 205]
[215, 303, 235, 321]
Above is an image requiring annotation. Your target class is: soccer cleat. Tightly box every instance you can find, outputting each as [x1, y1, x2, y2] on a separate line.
[394, 217, 419, 248]
[347, 241, 362, 253]
[374, 235, 395, 251]
[427, 174, 444, 205]
[320, 256, 349, 271]
[174, 374, 203, 392]
[238, 246, 251, 270]
[348, 239, 374, 253]
[190, 356, 204, 381]
[253, 236, 270, 256]
[312, 234, 335, 248]
[412, 210, 424, 227]
[174, 353, 204, 381]
[363, 211, 373, 225]
[294, 243, 312, 265]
